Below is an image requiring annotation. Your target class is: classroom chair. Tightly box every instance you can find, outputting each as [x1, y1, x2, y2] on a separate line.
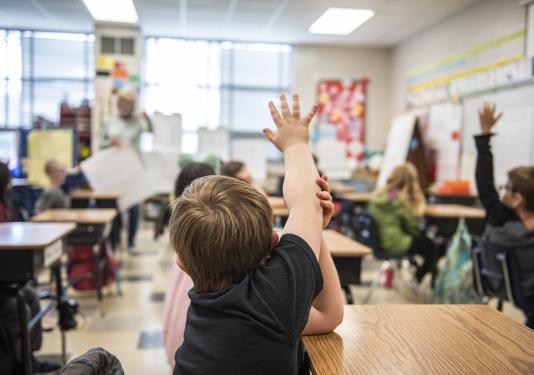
[473, 242, 534, 314]
[352, 212, 416, 304]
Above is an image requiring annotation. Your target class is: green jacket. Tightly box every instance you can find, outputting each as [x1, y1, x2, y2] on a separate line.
[368, 191, 421, 254]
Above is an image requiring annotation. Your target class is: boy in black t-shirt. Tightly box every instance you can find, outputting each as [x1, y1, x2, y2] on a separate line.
[169, 95, 344, 374]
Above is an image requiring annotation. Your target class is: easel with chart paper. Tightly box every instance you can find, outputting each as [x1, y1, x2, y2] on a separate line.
[377, 113, 429, 190]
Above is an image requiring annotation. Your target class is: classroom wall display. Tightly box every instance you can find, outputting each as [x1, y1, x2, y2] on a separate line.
[461, 84, 534, 189]
[405, 30, 533, 107]
[27, 129, 73, 187]
[314, 79, 368, 177]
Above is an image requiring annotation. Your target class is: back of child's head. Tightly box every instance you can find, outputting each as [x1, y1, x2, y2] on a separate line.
[508, 166, 534, 212]
[384, 162, 425, 215]
[221, 161, 245, 179]
[174, 162, 215, 198]
[44, 159, 66, 179]
[169, 175, 273, 292]
[0, 162, 11, 206]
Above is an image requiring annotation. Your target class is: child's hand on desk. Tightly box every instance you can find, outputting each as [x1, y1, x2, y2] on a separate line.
[264, 94, 317, 152]
[316, 175, 334, 228]
[478, 101, 502, 134]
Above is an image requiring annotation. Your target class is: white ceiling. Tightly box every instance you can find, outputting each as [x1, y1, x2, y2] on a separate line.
[0, 0, 482, 46]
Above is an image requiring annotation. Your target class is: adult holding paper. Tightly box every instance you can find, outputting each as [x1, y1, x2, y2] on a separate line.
[100, 87, 153, 250]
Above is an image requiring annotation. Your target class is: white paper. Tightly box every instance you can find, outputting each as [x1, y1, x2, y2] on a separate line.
[151, 113, 182, 153]
[81, 146, 160, 210]
[231, 139, 267, 181]
[316, 137, 351, 179]
[198, 127, 230, 161]
[377, 113, 416, 188]
[427, 103, 462, 184]
[142, 151, 180, 195]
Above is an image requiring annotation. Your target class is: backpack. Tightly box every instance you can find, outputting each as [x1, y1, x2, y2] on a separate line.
[433, 219, 482, 304]
[68, 243, 117, 291]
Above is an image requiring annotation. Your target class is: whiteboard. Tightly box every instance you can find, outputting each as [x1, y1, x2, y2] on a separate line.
[461, 84, 534, 188]
[377, 113, 416, 188]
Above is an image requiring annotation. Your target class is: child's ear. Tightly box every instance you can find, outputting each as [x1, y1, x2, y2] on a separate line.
[176, 256, 187, 273]
[271, 231, 279, 250]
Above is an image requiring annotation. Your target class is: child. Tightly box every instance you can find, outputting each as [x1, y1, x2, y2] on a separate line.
[475, 102, 534, 328]
[35, 159, 70, 212]
[221, 160, 267, 196]
[169, 95, 343, 374]
[368, 163, 439, 285]
[0, 162, 14, 222]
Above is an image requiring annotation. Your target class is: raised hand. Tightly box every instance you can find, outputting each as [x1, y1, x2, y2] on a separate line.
[316, 175, 334, 228]
[478, 101, 502, 134]
[263, 94, 317, 152]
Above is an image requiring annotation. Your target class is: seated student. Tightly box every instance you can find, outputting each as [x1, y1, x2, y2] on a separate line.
[0, 162, 61, 374]
[35, 159, 70, 212]
[169, 95, 343, 374]
[475, 102, 534, 329]
[368, 163, 439, 286]
[222, 160, 267, 196]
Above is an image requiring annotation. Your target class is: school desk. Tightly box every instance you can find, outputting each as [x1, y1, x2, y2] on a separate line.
[424, 204, 486, 220]
[337, 192, 372, 204]
[323, 229, 372, 305]
[303, 305, 534, 375]
[33, 209, 118, 309]
[0, 222, 76, 375]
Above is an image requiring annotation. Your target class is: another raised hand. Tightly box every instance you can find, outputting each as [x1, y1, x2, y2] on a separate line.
[478, 101, 502, 135]
[263, 94, 317, 152]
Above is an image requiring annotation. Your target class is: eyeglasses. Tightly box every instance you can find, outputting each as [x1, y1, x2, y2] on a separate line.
[498, 184, 514, 194]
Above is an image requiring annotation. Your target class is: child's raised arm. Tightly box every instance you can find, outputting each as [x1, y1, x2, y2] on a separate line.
[263, 94, 323, 257]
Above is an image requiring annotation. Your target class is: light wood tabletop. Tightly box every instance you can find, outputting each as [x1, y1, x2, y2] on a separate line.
[323, 229, 372, 257]
[0, 222, 76, 250]
[338, 192, 372, 203]
[33, 209, 117, 225]
[424, 204, 486, 219]
[70, 190, 123, 200]
[303, 305, 534, 375]
[331, 183, 357, 194]
[267, 196, 286, 209]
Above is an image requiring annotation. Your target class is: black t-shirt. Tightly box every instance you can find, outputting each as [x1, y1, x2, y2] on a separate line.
[173, 234, 323, 375]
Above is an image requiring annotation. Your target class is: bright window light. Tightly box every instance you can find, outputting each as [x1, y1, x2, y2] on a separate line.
[82, 0, 138, 23]
[309, 8, 374, 36]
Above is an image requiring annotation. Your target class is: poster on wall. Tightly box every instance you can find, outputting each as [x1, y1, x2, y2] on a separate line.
[315, 79, 368, 177]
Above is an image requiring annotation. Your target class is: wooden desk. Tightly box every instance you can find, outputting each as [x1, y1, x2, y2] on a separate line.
[33, 209, 117, 225]
[70, 190, 123, 200]
[338, 192, 372, 204]
[0, 222, 76, 375]
[267, 196, 286, 209]
[424, 204, 485, 220]
[331, 183, 357, 195]
[323, 229, 371, 257]
[304, 305, 534, 375]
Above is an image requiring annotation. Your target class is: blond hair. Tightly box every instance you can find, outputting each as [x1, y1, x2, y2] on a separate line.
[169, 175, 273, 292]
[378, 163, 426, 216]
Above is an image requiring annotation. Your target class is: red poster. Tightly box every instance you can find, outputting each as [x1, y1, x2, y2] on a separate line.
[317, 79, 368, 161]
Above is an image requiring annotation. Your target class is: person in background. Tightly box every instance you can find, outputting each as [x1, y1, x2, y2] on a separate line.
[0, 162, 61, 374]
[99, 87, 153, 251]
[162, 162, 216, 368]
[368, 163, 439, 287]
[35, 159, 70, 213]
[222, 160, 267, 196]
[475, 102, 534, 329]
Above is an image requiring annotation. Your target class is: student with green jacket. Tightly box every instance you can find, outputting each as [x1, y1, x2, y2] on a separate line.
[369, 163, 438, 285]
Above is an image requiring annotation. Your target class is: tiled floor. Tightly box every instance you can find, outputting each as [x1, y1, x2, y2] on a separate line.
[37, 222, 526, 374]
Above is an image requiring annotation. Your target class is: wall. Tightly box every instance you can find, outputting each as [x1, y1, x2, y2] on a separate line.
[293, 45, 392, 152]
[391, 0, 526, 116]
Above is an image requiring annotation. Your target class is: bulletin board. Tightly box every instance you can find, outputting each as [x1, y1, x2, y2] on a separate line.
[315, 79, 368, 177]
[27, 128, 74, 187]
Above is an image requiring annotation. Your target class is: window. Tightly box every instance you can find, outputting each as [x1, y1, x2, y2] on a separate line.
[0, 29, 94, 128]
[144, 37, 293, 156]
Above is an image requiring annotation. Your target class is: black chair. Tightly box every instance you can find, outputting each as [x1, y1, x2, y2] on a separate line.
[352, 212, 416, 304]
[473, 240, 534, 314]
